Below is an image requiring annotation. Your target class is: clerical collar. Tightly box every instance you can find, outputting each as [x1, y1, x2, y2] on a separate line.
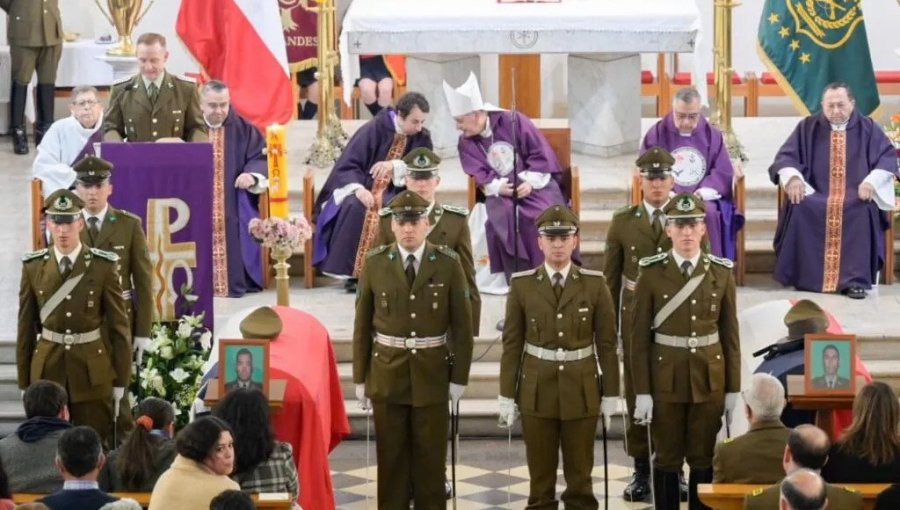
[830, 121, 848, 131]
[398, 242, 426, 265]
[544, 262, 572, 283]
[678, 131, 694, 138]
[670, 250, 701, 271]
[63, 480, 99, 491]
[391, 110, 403, 135]
[54, 244, 82, 265]
[204, 116, 224, 129]
[141, 73, 165, 93]
[479, 118, 493, 138]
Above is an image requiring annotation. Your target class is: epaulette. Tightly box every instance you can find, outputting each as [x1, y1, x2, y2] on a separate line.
[707, 254, 734, 269]
[612, 204, 636, 217]
[366, 245, 389, 258]
[639, 252, 668, 267]
[112, 75, 133, 86]
[578, 268, 604, 277]
[511, 268, 537, 279]
[378, 207, 391, 217]
[441, 204, 469, 216]
[749, 488, 764, 497]
[90, 247, 119, 262]
[22, 249, 48, 262]
[435, 245, 459, 260]
[117, 209, 140, 220]
[177, 74, 197, 83]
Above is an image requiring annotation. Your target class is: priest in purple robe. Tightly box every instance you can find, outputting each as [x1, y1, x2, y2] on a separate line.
[769, 82, 897, 299]
[444, 72, 567, 281]
[313, 91, 432, 292]
[641, 86, 743, 259]
[200, 80, 268, 298]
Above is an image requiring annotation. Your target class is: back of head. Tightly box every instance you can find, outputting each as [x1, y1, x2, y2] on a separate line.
[24, 380, 68, 419]
[176, 416, 232, 464]
[780, 468, 827, 510]
[787, 425, 831, 470]
[210, 489, 257, 510]
[212, 388, 274, 474]
[57, 426, 103, 478]
[118, 398, 176, 489]
[745, 373, 786, 421]
[98, 499, 143, 510]
[396, 91, 430, 117]
[840, 381, 900, 466]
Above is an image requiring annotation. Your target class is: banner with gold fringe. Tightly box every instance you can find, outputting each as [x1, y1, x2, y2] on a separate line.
[281, 0, 319, 72]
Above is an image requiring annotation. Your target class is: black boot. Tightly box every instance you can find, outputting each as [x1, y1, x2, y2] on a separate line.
[9, 81, 28, 155]
[364, 101, 382, 117]
[34, 83, 55, 146]
[623, 458, 652, 502]
[300, 101, 318, 120]
[652, 469, 680, 510]
[688, 467, 713, 510]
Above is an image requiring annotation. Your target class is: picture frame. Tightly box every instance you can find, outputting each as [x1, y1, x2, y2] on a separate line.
[218, 339, 271, 397]
[804, 333, 856, 396]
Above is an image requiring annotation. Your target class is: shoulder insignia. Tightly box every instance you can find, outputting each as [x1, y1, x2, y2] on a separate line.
[177, 74, 198, 83]
[441, 204, 469, 216]
[366, 245, 389, 258]
[639, 252, 668, 267]
[90, 247, 119, 262]
[116, 208, 140, 220]
[707, 254, 734, 269]
[435, 245, 459, 260]
[22, 249, 48, 262]
[750, 488, 764, 497]
[578, 268, 604, 277]
[378, 207, 391, 217]
[612, 204, 636, 217]
[510, 268, 537, 279]
[112, 75, 133, 86]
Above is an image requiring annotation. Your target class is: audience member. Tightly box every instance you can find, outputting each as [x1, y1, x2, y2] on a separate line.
[874, 483, 900, 510]
[209, 490, 257, 510]
[779, 469, 827, 510]
[714, 373, 790, 483]
[148, 416, 239, 510]
[100, 398, 176, 491]
[0, 380, 71, 493]
[0, 457, 14, 510]
[821, 381, 900, 482]
[37, 427, 118, 510]
[213, 389, 299, 503]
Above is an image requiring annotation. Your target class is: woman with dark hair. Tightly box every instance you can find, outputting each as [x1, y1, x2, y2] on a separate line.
[213, 389, 299, 502]
[100, 398, 177, 491]
[822, 381, 900, 482]
[0, 456, 14, 510]
[148, 416, 240, 510]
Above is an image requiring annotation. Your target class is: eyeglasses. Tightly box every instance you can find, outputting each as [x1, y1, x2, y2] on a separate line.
[73, 100, 99, 108]
[674, 113, 700, 121]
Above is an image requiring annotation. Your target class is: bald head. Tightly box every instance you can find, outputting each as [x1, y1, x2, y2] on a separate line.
[786, 425, 831, 472]
[780, 468, 827, 510]
[745, 373, 786, 422]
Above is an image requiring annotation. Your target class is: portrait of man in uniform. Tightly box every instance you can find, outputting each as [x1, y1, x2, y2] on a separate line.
[220, 341, 269, 394]
[806, 338, 854, 393]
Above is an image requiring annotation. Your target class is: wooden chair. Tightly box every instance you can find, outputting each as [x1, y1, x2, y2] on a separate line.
[31, 178, 45, 250]
[630, 172, 747, 286]
[259, 191, 272, 288]
[303, 168, 316, 288]
[14, 492, 293, 509]
[641, 54, 671, 118]
[697, 483, 888, 510]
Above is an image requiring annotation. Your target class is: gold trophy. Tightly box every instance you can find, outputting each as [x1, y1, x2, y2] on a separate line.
[95, 0, 155, 56]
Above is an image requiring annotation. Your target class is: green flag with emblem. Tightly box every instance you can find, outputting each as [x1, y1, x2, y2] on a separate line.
[757, 0, 879, 116]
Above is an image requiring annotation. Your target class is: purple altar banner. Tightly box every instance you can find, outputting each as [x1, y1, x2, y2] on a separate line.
[102, 142, 215, 332]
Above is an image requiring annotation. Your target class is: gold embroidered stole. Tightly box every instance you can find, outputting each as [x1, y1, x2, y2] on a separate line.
[822, 130, 847, 292]
[210, 127, 229, 297]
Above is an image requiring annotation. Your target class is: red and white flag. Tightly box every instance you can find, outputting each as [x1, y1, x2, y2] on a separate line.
[176, 0, 293, 131]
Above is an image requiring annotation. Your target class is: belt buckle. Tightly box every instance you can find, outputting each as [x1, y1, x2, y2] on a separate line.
[404, 338, 417, 349]
[687, 337, 699, 348]
[63, 334, 75, 345]
[555, 348, 566, 362]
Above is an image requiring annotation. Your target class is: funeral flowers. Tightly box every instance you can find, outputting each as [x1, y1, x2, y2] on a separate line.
[248, 216, 313, 250]
[886, 114, 900, 149]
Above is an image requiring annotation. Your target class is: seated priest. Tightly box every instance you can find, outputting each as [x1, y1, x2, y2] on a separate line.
[641, 86, 743, 259]
[312, 91, 432, 293]
[33, 86, 105, 197]
[769, 82, 897, 299]
[444, 72, 568, 281]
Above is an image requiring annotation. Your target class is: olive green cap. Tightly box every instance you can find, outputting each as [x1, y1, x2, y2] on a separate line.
[73, 156, 113, 184]
[663, 193, 706, 221]
[387, 190, 430, 220]
[239, 307, 283, 340]
[43, 189, 85, 224]
[403, 147, 441, 180]
[536, 205, 579, 235]
[636, 146, 675, 177]
[784, 300, 828, 341]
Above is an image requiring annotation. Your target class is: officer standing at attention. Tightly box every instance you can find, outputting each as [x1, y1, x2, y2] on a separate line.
[604, 146, 676, 502]
[352, 190, 474, 509]
[103, 32, 206, 142]
[498, 204, 621, 509]
[630, 193, 741, 510]
[17, 190, 132, 449]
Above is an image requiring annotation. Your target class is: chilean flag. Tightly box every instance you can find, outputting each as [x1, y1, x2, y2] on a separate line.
[176, 0, 293, 131]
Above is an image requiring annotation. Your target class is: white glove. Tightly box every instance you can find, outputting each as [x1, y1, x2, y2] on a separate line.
[133, 336, 151, 366]
[600, 396, 619, 428]
[634, 394, 653, 425]
[355, 384, 371, 411]
[724, 392, 741, 426]
[449, 383, 466, 406]
[113, 387, 125, 418]
[497, 396, 519, 429]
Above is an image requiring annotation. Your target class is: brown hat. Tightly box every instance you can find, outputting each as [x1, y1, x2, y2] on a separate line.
[239, 307, 282, 340]
[43, 189, 85, 224]
[387, 190, 429, 220]
[663, 193, 706, 222]
[784, 300, 828, 341]
[73, 156, 113, 184]
[635, 146, 675, 177]
[536, 205, 579, 235]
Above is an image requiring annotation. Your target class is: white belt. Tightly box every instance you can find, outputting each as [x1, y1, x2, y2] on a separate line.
[42, 328, 102, 345]
[525, 343, 594, 362]
[655, 332, 719, 349]
[623, 277, 637, 291]
[374, 333, 447, 349]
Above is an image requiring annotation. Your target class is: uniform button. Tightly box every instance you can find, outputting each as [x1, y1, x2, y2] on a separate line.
[658, 356, 662, 361]
[411, 349, 417, 354]
[410, 313, 416, 319]
[65, 345, 71, 350]
[373, 353, 379, 357]
[410, 331, 416, 337]
[66, 295, 71, 300]
[716, 354, 721, 360]
[558, 365, 564, 371]
[691, 332, 697, 337]
[89, 291, 94, 295]
[65, 312, 71, 317]
[691, 315, 696, 320]
[663, 294, 668, 299]
[558, 332, 563, 337]
[152, 131, 158, 136]
[557, 313, 563, 319]
[410, 294, 416, 300]
[690, 348, 697, 353]
[98, 349, 102, 354]
[657, 247, 662, 252]
[65, 329, 71, 334]
[128, 119, 133, 122]
[691, 299, 696, 304]
[44, 9, 47, 13]
[152, 118, 158, 123]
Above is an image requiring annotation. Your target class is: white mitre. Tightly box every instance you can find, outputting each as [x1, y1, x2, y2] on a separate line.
[442, 72, 489, 117]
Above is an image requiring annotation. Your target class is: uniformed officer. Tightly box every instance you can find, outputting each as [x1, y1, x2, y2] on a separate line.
[352, 190, 474, 510]
[103, 32, 206, 142]
[630, 193, 741, 510]
[374, 147, 481, 335]
[605, 146, 675, 502]
[17, 190, 132, 449]
[1, 0, 62, 154]
[498, 205, 620, 510]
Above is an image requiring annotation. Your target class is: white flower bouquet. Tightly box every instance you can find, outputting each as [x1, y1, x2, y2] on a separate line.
[247, 216, 313, 250]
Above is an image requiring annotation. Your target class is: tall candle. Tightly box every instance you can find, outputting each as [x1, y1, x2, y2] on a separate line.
[266, 124, 289, 218]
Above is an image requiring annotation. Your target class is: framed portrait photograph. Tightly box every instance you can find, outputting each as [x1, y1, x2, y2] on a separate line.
[218, 339, 270, 397]
[804, 334, 856, 396]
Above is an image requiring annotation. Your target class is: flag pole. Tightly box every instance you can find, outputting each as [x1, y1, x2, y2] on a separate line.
[711, 0, 747, 163]
[307, 0, 347, 167]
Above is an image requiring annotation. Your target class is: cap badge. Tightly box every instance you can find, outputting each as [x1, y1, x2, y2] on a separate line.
[55, 195, 72, 211]
[414, 154, 428, 168]
[677, 196, 695, 212]
[652, 162, 660, 168]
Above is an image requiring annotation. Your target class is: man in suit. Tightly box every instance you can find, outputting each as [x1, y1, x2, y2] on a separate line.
[714, 373, 791, 483]
[605, 146, 676, 502]
[498, 204, 620, 509]
[810, 344, 850, 389]
[17, 190, 132, 449]
[38, 427, 119, 510]
[374, 147, 480, 335]
[103, 32, 206, 142]
[224, 348, 263, 392]
[353, 190, 473, 509]
[744, 425, 863, 510]
[1, 0, 62, 154]
[630, 193, 741, 510]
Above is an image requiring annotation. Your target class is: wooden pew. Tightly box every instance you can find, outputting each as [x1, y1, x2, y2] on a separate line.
[698, 483, 889, 510]
[303, 168, 317, 288]
[31, 178, 45, 250]
[14, 492, 293, 509]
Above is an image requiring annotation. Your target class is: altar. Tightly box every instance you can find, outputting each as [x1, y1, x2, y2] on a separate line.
[340, 0, 701, 157]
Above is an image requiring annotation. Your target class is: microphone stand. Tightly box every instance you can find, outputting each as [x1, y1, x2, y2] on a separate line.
[510, 69, 520, 275]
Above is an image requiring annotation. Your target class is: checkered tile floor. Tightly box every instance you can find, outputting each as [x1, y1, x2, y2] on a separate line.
[329, 439, 681, 509]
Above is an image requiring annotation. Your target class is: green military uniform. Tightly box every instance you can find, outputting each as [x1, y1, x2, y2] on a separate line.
[743, 482, 863, 510]
[353, 191, 474, 509]
[17, 190, 132, 449]
[500, 205, 620, 510]
[712, 419, 791, 483]
[630, 193, 740, 510]
[373, 148, 481, 335]
[103, 72, 207, 142]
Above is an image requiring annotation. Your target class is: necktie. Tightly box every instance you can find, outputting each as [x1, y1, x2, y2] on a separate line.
[405, 254, 416, 287]
[681, 260, 692, 280]
[59, 256, 72, 280]
[148, 82, 158, 103]
[651, 209, 663, 238]
[552, 272, 564, 299]
[87, 216, 99, 241]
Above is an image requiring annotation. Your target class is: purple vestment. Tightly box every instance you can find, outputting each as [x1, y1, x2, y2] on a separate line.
[458, 111, 567, 279]
[768, 110, 897, 292]
[641, 114, 744, 259]
[313, 108, 432, 277]
[218, 108, 268, 297]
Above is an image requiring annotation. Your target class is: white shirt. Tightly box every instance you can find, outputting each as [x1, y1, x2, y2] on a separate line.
[82, 205, 108, 231]
[544, 262, 572, 286]
[32, 114, 104, 197]
[54, 243, 82, 267]
[670, 250, 701, 276]
[643, 200, 668, 225]
[398, 242, 426, 273]
[142, 74, 165, 94]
